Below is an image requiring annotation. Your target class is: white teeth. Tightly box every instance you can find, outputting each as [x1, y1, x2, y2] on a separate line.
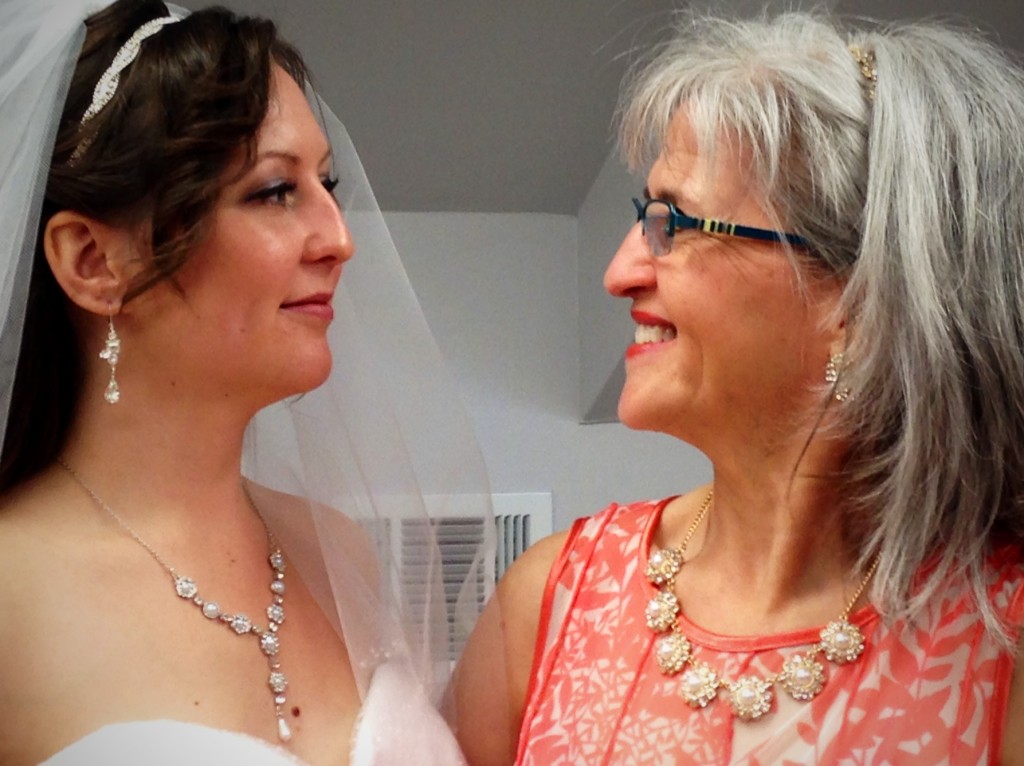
[634, 323, 677, 344]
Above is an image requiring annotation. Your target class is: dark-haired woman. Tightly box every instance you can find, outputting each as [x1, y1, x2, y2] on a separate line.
[0, 1, 490, 763]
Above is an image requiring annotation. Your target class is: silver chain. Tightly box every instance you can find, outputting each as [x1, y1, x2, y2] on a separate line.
[57, 458, 296, 742]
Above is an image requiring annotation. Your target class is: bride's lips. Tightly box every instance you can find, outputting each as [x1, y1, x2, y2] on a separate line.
[626, 309, 677, 359]
[281, 292, 334, 321]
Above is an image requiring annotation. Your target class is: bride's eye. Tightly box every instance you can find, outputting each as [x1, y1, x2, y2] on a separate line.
[248, 181, 298, 207]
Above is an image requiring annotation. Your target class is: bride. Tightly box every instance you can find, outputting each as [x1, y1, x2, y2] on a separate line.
[0, 1, 494, 764]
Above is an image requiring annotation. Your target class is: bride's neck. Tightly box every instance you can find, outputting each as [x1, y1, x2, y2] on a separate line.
[57, 390, 251, 523]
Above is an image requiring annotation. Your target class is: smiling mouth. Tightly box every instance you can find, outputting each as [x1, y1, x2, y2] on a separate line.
[634, 323, 677, 344]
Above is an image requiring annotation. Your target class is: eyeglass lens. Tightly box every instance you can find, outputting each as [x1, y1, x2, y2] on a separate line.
[640, 199, 672, 257]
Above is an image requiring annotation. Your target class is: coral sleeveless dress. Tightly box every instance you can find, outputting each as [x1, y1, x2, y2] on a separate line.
[517, 499, 1024, 765]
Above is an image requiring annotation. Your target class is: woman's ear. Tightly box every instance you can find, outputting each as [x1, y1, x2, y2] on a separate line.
[813, 272, 848, 351]
[828, 312, 847, 353]
[42, 211, 137, 314]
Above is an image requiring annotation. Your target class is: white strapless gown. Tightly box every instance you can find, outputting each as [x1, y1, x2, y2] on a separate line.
[40, 663, 467, 766]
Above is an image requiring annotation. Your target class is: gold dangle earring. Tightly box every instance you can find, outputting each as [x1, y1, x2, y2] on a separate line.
[99, 307, 121, 404]
[825, 352, 851, 402]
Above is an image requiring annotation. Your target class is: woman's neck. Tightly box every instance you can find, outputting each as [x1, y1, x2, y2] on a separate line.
[664, 433, 863, 634]
[56, 385, 254, 529]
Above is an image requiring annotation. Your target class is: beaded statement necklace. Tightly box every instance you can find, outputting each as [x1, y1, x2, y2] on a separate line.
[644, 491, 879, 721]
[59, 460, 296, 742]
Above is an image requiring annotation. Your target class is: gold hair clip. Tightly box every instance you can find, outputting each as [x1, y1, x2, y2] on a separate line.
[849, 45, 877, 102]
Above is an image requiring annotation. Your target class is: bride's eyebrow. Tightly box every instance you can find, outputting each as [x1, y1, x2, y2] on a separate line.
[253, 147, 332, 166]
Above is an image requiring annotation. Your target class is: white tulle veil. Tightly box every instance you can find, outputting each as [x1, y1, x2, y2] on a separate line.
[0, 0, 495, 715]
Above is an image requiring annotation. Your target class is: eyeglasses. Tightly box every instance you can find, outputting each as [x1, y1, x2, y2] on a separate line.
[632, 197, 808, 257]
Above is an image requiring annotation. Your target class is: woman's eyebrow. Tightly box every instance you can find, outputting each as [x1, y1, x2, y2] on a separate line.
[254, 147, 333, 166]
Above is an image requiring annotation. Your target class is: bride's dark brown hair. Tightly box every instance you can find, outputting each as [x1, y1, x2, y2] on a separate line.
[1, 0, 309, 490]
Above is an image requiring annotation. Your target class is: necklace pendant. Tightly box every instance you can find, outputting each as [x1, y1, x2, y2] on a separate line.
[645, 591, 680, 633]
[778, 653, 826, 701]
[260, 633, 281, 657]
[174, 576, 198, 599]
[728, 675, 773, 721]
[680, 662, 720, 708]
[269, 671, 289, 694]
[277, 716, 292, 742]
[231, 614, 253, 635]
[645, 548, 683, 585]
[267, 603, 285, 625]
[270, 550, 286, 573]
[819, 619, 865, 664]
[654, 632, 691, 675]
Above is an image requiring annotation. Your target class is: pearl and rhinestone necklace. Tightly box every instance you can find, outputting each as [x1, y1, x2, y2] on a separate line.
[59, 460, 296, 742]
[645, 491, 879, 721]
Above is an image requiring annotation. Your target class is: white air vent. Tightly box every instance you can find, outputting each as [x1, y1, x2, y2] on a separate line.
[492, 492, 554, 580]
[395, 492, 553, 660]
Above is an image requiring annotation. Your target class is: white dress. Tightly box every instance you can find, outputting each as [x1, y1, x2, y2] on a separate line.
[40, 663, 467, 766]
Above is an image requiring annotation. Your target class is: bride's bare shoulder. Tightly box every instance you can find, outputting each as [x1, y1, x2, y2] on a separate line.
[0, 467, 85, 595]
[243, 480, 380, 584]
[0, 471, 112, 764]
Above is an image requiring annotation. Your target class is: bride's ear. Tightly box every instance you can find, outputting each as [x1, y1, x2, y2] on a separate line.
[42, 211, 137, 314]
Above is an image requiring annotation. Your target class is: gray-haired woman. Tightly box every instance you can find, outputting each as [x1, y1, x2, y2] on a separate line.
[456, 12, 1024, 765]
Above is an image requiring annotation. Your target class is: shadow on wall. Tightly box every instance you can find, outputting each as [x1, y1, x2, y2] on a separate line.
[583, 358, 625, 424]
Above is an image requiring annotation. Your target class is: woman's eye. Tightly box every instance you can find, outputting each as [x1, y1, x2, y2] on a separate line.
[248, 181, 297, 206]
[322, 176, 339, 194]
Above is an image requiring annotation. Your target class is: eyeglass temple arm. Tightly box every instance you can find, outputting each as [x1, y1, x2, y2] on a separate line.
[676, 210, 808, 247]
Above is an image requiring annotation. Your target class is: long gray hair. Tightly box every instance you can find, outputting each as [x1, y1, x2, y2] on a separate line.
[619, 12, 1024, 642]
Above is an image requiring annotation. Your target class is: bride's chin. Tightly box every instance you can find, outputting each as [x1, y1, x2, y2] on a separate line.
[295, 353, 334, 393]
[257, 354, 334, 405]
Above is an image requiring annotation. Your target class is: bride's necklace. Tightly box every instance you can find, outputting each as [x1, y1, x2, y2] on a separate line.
[645, 491, 879, 721]
[59, 460, 295, 742]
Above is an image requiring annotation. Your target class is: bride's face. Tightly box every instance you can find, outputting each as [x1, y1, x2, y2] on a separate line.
[129, 66, 353, 407]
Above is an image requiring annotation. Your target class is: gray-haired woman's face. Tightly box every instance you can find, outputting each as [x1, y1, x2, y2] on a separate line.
[604, 110, 843, 450]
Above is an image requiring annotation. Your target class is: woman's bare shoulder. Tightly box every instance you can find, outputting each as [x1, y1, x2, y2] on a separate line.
[0, 469, 81, 601]
[452, 528, 568, 766]
[243, 480, 379, 585]
[497, 529, 569, 604]
[0, 475, 107, 763]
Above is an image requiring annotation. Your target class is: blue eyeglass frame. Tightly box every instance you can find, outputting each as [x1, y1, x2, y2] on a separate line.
[632, 197, 808, 256]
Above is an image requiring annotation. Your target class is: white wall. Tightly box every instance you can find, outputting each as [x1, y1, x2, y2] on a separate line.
[385, 210, 709, 531]
[578, 150, 641, 422]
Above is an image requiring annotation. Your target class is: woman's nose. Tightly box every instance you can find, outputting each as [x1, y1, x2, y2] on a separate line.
[604, 222, 656, 297]
[306, 189, 355, 265]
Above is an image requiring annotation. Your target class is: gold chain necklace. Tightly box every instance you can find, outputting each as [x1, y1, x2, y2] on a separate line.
[644, 491, 879, 721]
[59, 460, 295, 742]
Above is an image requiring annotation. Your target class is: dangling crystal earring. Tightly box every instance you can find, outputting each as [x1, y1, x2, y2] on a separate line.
[824, 352, 850, 402]
[99, 310, 121, 404]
